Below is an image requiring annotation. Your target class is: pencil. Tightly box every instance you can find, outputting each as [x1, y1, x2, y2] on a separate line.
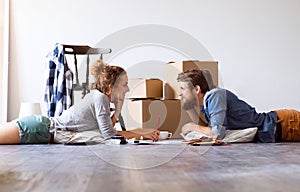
[157, 116, 160, 129]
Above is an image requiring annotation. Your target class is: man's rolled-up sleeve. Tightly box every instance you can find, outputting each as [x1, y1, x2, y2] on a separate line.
[204, 89, 227, 139]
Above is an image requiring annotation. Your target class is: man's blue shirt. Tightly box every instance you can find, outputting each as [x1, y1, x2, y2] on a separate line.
[201, 88, 277, 142]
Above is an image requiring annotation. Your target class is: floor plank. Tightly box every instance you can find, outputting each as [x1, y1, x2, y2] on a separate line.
[0, 142, 300, 192]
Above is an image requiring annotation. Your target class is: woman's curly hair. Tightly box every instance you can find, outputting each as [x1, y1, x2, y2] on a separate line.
[90, 60, 126, 95]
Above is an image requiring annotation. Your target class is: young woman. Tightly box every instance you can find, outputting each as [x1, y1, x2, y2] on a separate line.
[0, 60, 160, 144]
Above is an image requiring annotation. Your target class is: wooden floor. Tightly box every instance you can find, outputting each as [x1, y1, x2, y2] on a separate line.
[0, 141, 300, 192]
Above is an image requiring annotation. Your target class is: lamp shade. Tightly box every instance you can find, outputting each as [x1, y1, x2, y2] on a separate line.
[19, 102, 42, 118]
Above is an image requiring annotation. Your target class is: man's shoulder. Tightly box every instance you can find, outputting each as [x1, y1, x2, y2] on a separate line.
[203, 88, 231, 105]
[205, 88, 241, 102]
[206, 88, 227, 97]
[203, 88, 228, 110]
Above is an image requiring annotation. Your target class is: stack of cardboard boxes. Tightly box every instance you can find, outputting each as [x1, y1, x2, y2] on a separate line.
[124, 60, 218, 138]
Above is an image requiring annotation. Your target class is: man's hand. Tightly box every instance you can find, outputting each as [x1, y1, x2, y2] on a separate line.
[182, 122, 217, 139]
[181, 122, 198, 135]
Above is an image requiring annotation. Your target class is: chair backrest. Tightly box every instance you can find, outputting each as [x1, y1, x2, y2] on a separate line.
[62, 44, 112, 98]
[63, 44, 111, 58]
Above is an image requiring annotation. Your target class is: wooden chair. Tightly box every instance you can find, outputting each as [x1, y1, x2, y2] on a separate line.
[62, 44, 112, 98]
[62, 44, 126, 131]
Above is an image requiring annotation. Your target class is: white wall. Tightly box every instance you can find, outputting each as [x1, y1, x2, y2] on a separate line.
[0, 0, 4, 123]
[8, 0, 300, 120]
[0, 0, 9, 124]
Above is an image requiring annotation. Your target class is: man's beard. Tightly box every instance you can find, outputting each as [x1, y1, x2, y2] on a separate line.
[181, 96, 198, 110]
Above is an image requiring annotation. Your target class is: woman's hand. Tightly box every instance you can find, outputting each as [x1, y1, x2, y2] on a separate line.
[112, 98, 124, 117]
[141, 129, 160, 142]
[116, 128, 160, 142]
[110, 97, 125, 127]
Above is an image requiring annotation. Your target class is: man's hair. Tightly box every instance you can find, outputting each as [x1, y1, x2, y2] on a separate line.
[177, 69, 214, 94]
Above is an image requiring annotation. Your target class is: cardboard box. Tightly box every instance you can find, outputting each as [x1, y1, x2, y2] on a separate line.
[124, 99, 191, 138]
[164, 60, 218, 99]
[127, 78, 163, 99]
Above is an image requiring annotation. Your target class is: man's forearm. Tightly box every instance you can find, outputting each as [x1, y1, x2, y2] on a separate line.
[182, 122, 217, 138]
[195, 124, 217, 138]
